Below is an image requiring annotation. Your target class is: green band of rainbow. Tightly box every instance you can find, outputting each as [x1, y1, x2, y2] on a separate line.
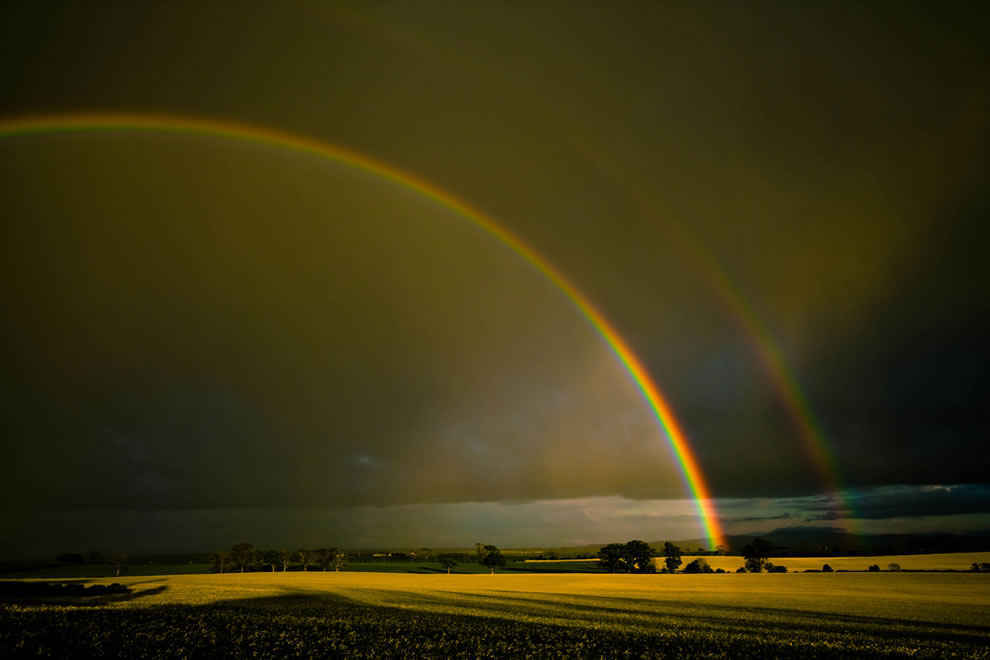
[0, 113, 727, 549]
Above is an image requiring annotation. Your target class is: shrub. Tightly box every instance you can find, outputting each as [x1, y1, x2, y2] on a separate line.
[683, 558, 713, 574]
[822, 564, 833, 572]
[868, 564, 880, 572]
[887, 563, 901, 572]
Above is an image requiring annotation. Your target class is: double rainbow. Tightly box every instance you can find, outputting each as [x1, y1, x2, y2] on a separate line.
[0, 113, 727, 549]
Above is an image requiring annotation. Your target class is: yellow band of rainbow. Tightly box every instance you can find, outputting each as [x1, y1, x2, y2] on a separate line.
[0, 113, 727, 549]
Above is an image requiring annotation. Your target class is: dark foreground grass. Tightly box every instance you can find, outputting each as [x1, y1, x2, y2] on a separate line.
[2, 592, 988, 658]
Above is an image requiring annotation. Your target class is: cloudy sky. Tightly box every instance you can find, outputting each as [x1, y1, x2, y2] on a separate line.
[1, 2, 987, 556]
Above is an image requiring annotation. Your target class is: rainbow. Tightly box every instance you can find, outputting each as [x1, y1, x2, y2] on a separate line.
[0, 113, 727, 549]
[567, 140, 848, 520]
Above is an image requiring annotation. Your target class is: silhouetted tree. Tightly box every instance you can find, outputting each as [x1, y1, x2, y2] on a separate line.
[822, 563, 833, 572]
[888, 563, 901, 572]
[742, 538, 772, 573]
[333, 551, 347, 571]
[683, 558, 713, 573]
[211, 551, 230, 574]
[598, 544, 626, 573]
[663, 542, 682, 572]
[439, 557, 457, 574]
[231, 543, 255, 572]
[279, 549, 291, 572]
[868, 564, 880, 572]
[313, 548, 338, 571]
[482, 545, 506, 574]
[110, 552, 128, 577]
[623, 540, 656, 573]
[262, 550, 280, 572]
[295, 549, 313, 571]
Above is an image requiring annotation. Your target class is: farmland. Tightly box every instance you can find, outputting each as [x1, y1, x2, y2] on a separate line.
[2, 570, 989, 657]
[519, 552, 990, 574]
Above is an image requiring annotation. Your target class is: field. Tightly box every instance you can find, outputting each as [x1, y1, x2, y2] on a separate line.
[520, 552, 990, 574]
[662, 552, 990, 572]
[2, 569, 989, 657]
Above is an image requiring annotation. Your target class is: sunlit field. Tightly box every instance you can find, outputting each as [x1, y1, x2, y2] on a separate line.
[668, 552, 990, 573]
[518, 552, 990, 573]
[3, 570, 989, 657]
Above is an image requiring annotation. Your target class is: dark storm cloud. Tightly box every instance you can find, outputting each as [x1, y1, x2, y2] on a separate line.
[727, 513, 793, 524]
[799, 485, 990, 521]
[1, 0, 989, 555]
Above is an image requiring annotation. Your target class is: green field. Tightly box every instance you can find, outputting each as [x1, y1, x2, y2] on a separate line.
[2, 569, 989, 656]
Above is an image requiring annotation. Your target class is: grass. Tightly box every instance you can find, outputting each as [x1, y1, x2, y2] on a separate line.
[2, 570, 989, 656]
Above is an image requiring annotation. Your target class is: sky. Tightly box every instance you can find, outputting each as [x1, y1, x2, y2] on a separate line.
[1, 1, 988, 557]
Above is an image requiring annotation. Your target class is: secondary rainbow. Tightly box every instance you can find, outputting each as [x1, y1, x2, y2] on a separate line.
[0, 113, 727, 549]
[567, 139, 849, 521]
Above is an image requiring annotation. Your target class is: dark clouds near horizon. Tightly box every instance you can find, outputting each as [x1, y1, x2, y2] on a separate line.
[1, 1, 989, 547]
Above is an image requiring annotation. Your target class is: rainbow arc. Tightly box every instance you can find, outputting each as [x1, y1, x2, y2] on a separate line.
[0, 113, 727, 549]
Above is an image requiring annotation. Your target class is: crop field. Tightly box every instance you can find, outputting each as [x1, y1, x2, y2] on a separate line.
[519, 552, 990, 574]
[657, 552, 990, 573]
[2, 570, 989, 657]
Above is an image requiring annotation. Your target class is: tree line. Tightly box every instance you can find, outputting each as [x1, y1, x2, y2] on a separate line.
[597, 538, 785, 574]
[211, 543, 346, 573]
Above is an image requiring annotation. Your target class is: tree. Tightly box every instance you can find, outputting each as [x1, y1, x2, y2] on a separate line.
[313, 548, 337, 571]
[887, 563, 901, 572]
[439, 556, 457, 574]
[481, 545, 506, 574]
[110, 552, 128, 577]
[211, 551, 230, 574]
[333, 551, 347, 572]
[295, 549, 312, 571]
[868, 564, 880, 572]
[822, 563, 833, 572]
[598, 543, 626, 573]
[741, 538, 772, 573]
[279, 549, 292, 572]
[623, 540, 656, 573]
[663, 542, 682, 572]
[683, 557, 712, 573]
[262, 550, 280, 572]
[231, 543, 255, 572]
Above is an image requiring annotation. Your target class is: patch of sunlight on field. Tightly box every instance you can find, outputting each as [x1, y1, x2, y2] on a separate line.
[79, 569, 990, 630]
[7, 571, 990, 657]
